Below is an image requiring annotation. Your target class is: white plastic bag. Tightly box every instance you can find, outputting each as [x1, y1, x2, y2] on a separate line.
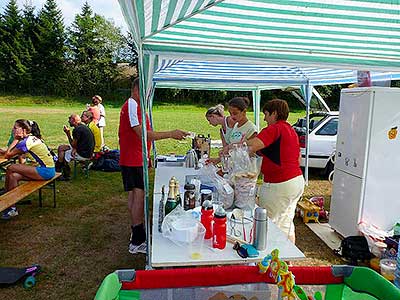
[199, 164, 234, 209]
[358, 221, 391, 256]
[162, 206, 202, 243]
[228, 144, 261, 210]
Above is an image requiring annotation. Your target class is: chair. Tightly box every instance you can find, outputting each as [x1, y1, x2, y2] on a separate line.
[72, 158, 91, 179]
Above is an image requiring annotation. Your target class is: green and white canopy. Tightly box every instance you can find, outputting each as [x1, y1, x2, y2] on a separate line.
[118, 0, 400, 268]
[120, 0, 400, 70]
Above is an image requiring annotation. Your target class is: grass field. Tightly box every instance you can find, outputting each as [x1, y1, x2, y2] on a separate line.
[0, 96, 342, 300]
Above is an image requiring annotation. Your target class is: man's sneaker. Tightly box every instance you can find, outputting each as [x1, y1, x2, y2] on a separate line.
[128, 242, 147, 254]
[8, 207, 18, 217]
[1, 207, 18, 220]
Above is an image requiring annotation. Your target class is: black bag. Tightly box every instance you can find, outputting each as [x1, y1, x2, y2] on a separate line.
[91, 150, 121, 172]
[334, 236, 371, 265]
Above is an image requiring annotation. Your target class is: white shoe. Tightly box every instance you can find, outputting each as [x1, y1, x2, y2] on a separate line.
[128, 242, 147, 254]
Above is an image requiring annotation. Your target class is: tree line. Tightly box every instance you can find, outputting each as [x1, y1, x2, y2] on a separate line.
[1, 0, 398, 108]
[0, 0, 134, 99]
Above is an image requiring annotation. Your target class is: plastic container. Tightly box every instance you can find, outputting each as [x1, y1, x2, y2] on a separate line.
[188, 223, 205, 260]
[380, 259, 396, 281]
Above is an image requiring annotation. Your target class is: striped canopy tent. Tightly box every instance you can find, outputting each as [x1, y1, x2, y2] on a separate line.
[117, 0, 400, 268]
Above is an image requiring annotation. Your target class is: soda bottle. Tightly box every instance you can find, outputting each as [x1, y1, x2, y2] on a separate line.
[201, 200, 214, 239]
[213, 206, 227, 249]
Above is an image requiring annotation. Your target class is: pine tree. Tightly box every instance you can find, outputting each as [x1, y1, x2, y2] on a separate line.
[67, 2, 122, 96]
[21, 2, 38, 93]
[0, 0, 26, 92]
[34, 0, 65, 94]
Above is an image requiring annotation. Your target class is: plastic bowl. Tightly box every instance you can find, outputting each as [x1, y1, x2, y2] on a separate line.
[170, 219, 199, 243]
[380, 259, 396, 281]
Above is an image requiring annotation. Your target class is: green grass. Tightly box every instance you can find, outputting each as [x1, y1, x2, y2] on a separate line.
[0, 97, 305, 300]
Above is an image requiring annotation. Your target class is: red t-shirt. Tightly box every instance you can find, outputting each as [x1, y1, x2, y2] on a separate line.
[256, 120, 302, 183]
[118, 98, 151, 167]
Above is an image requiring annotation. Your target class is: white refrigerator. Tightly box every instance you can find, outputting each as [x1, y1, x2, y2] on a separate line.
[329, 87, 400, 237]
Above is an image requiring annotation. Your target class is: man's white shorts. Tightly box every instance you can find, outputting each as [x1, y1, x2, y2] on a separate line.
[64, 148, 89, 163]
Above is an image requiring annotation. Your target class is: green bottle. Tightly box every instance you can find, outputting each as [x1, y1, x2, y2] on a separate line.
[174, 180, 182, 206]
[165, 177, 178, 216]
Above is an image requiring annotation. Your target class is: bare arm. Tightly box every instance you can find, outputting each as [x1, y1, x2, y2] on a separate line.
[132, 125, 188, 141]
[63, 126, 74, 147]
[245, 137, 265, 154]
[5, 139, 23, 159]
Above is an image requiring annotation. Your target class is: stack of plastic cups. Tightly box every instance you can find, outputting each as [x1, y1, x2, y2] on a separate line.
[394, 242, 400, 288]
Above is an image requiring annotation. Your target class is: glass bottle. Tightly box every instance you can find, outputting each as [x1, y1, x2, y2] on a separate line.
[174, 180, 182, 206]
[165, 177, 177, 216]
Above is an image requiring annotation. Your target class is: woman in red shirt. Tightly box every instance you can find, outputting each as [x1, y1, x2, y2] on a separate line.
[246, 99, 304, 243]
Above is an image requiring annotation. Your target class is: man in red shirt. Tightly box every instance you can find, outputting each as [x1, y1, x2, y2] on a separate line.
[119, 78, 188, 254]
[246, 99, 304, 243]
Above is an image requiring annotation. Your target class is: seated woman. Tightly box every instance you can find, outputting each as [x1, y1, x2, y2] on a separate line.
[2, 119, 55, 219]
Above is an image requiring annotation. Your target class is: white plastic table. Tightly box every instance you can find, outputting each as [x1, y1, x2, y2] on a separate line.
[151, 166, 305, 267]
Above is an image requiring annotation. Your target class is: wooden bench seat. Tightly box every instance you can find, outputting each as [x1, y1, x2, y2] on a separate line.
[0, 173, 61, 212]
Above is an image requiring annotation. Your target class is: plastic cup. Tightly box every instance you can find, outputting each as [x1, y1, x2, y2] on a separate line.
[188, 224, 205, 260]
[380, 259, 396, 281]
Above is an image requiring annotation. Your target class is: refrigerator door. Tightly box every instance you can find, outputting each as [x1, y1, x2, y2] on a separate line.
[329, 169, 364, 237]
[361, 88, 400, 230]
[335, 89, 373, 178]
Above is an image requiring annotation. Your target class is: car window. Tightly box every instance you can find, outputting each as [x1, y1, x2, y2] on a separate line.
[315, 118, 338, 136]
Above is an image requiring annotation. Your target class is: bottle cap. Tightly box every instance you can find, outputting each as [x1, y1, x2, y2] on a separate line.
[214, 206, 226, 218]
[254, 207, 267, 221]
[202, 200, 213, 210]
[184, 183, 195, 190]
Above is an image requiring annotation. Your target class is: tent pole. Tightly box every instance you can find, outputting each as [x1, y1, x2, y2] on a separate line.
[252, 89, 261, 132]
[303, 83, 312, 186]
[137, 51, 152, 270]
[148, 85, 157, 167]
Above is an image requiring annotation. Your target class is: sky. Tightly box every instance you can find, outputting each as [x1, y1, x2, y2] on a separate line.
[0, 0, 128, 32]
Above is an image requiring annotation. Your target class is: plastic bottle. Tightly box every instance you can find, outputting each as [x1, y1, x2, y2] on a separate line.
[394, 242, 400, 288]
[212, 206, 227, 249]
[201, 200, 214, 239]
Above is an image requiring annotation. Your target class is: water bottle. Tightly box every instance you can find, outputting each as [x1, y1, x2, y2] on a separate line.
[252, 207, 268, 251]
[394, 242, 400, 288]
[212, 206, 227, 249]
[201, 200, 214, 239]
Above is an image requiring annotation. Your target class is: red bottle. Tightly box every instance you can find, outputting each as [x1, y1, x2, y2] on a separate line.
[201, 200, 214, 239]
[212, 206, 227, 249]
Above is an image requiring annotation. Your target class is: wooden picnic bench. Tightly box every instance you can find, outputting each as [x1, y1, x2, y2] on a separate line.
[0, 173, 61, 212]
